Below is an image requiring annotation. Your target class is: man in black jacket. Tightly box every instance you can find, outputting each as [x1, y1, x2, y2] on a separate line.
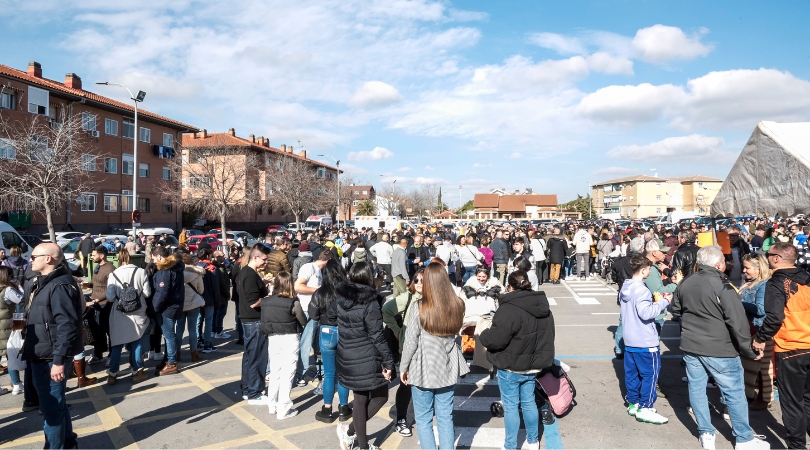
[78, 233, 95, 276]
[22, 243, 83, 448]
[151, 246, 185, 375]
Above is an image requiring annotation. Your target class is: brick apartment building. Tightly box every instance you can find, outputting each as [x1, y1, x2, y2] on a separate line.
[0, 61, 198, 234]
[341, 184, 375, 220]
[181, 129, 339, 231]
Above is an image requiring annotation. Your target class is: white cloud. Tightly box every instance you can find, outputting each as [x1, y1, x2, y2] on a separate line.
[527, 32, 586, 55]
[435, 60, 459, 75]
[348, 81, 403, 108]
[338, 162, 369, 174]
[469, 141, 495, 152]
[424, 165, 435, 170]
[472, 163, 491, 168]
[397, 166, 411, 172]
[586, 52, 633, 75]
[592, 166, 638, 176]
[347, 146, 394, 161]
[510, 152, 522, 159]
[606, 134, 733, 162]
[578, 69, 810, 129]
[632, 25, 713, 64]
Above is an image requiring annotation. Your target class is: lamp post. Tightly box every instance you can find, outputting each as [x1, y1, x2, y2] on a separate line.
[588, 182, 592, 219]
[458, 185, 462, 217]
[319, 154, 340, 224]
[96, 82, 145, 236]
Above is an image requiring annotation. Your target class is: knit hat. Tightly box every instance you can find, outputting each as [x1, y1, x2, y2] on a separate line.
[298, 242, 310, 251]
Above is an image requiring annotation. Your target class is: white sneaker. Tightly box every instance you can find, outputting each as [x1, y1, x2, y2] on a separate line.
[87, 355, 105, 365]
[336, 422, 355, 450]
[735, 437, 769, 450]
[634, 407, 668, 424]
[12, 383, 24, 395]
[699, 433, 716, 450]
[526, 441, 540, 450]
[248, 395, 271, 406]
[278, 408, 299, 420]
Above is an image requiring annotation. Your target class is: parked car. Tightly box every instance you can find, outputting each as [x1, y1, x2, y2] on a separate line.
[185, 229, 205, 238]
[187, 235, 223, 253]
[61, 239, 83, 275]
[42, 231, 86, 246]
[19, 233, 43, 249]
[266, 224, 287, 234]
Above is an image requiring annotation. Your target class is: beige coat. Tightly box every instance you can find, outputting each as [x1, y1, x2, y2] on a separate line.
[183, 265, 205, 311]
[106, 264, 152, 347]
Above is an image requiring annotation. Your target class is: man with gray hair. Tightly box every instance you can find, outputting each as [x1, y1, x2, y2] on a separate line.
[672, 246, 768, 450]
[611, 236, 646, 359]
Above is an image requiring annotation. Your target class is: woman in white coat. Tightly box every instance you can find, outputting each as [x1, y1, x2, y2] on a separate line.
[106, 250, 152, 385]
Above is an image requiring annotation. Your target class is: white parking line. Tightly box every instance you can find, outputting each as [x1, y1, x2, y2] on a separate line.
[574, 297, 600, 305]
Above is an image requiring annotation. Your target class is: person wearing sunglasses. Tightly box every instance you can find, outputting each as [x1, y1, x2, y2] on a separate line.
[20, 243, 84, 449]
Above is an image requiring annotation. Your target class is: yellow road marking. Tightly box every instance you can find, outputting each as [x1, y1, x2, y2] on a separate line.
[0, 425, 106, 448]
[124, 405, 226, 426]
[182, 370, 298, 449]
[86, 382, 139, 449]
[378, 405, 402, 449]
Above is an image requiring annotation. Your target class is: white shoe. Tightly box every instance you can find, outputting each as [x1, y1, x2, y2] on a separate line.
[735, 437, 769, 450]
[699, 433, 716, 450]
[278, 408, 299, 420]
[12, 383, 24, 395]
[634, 407, 668, 424]
[248, 395, 271, 405]
[526, 441, 540, 450]
[336, 422, 354, 450]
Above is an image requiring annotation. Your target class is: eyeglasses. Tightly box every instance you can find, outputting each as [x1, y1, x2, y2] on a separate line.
[765, 252, 783, 260]
[30, 254, 48, 261]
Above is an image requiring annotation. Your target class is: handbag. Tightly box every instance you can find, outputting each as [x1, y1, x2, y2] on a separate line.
[535, 365, 577, 417]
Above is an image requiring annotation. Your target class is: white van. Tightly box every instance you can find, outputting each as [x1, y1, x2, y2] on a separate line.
[304, 214, 333, 230]
[0, 222, 33, 258]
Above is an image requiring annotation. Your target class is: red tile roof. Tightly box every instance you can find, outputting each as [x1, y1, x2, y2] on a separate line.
[498, 194, 558, 212]
[473, 194, 500, 208]
[0, 64, 197, 131]
[182, 132, 338, 171]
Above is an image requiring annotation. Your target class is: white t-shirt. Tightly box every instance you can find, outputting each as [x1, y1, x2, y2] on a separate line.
[296, 262, 322, 312]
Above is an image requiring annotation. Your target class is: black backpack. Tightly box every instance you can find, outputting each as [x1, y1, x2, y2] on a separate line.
[112, 269, 142, 313]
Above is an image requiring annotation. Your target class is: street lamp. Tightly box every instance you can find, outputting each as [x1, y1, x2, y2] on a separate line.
[588, 182, 592, 219]
[318, 154, 340, 224]
[96, 82, 146, 236]
[459, 185, 462, 213]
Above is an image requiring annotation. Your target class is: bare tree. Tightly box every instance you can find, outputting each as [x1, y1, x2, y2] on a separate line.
[339, 174, 365, 221]
[161, 139, 260, 247]
[409, 183, 439, 221]
[0, 112, 98, 243]
[266, 156, 331, 228]
[378, 181, 406, 217]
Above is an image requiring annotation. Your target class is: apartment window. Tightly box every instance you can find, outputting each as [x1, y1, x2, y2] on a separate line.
[138, 197, 150, 213]
[105, 118, 118, 136]
[629, 196, 634, 201]
[81, 112, 96, 131]
[139, 127, 151, 143]
[181, 179, 187, 189]
[362, 190, 368, 195]
[656, 195, 662, 201]
[104, 157, 117, 174]
[122, 118, 135, 139]
[78, 193, 96, 212]
[0, 139, 15, 160]
[27, 86, 49, 116]
[121, 190, 133, 212]
[103, 194, 118, 212]
[182, 154, 188, 165]
[353, 200, 359, 206]
[30, 135, 51, 163]
[265, 180, 272, 196]
[162, 166, 171, 180]
[189, 174, 209, 189]
[656, 208, 662, 214]
[316, 167, 326, 179]
[266, 205, 273, 215]
[122, 153, 134, 175]
[698, 182, 706, 189]
[162, 133, 172, 148]
[656, 183, 661, 188]
[81, 154, 96, 171]
[139, 163, 149, 178]
[697, 195, 704, 202]
[1, 92, 15, 110]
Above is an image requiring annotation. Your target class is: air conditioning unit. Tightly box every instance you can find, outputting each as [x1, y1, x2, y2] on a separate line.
[91, 130, 100, 138]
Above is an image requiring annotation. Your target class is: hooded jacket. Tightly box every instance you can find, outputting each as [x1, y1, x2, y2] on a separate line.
[479, 289, 555, 372]
[546, 235, 568, 264]
[183, 265, 206, 311]
[151, 254, 185, 320]
[266, 249, 291, 277]
[21, 265, 84, 365]
[756, 267, 810, 352]
[620, 279, 669, 348]
[292, 252, 312, 281]
[672, 265, 755, 359]
[2, 256, 29, 285]
[327, 281, 394, 391]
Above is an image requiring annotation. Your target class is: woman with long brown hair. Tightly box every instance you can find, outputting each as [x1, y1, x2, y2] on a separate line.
[400, 262, 468, 449]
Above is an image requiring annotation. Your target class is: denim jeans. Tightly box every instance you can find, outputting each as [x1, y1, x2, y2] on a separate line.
[412, 385, 456, 450]
[241, 321, 268, 399]
[108, 336, 146, 374]
[298, 319, 317, 377]
[9, 368, 21, 385]
[234, 305, 244, 341]
[497, 369, 539, 450]
[683, 353, 754, 443]
[614, 314, 625, 355]
[158, 314, 179, 364]
[319, 325, 349, 406]
[213, 303, 228, 334]
[176, 308, 201, 352]
[462, 266, 477, 284]
[30, 360, 77, 449]
[197, 305, 215, 347]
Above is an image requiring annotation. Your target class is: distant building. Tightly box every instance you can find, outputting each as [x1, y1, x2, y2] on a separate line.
[472, 189, 560, 220]
[591, 175, 723, 219]
[342, 185, 375, 220]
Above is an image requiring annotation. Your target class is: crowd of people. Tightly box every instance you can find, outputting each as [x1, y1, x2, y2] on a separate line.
[1, 213, 810, 449]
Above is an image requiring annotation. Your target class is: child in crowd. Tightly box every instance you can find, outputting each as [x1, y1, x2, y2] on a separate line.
[620, 254, 670, 425]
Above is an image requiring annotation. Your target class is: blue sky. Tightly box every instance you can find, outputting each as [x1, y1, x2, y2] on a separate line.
[3, 0, 810, 207]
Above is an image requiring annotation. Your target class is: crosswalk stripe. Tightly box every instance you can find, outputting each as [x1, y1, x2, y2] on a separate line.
[454, 396, 502, 411]
[574, 297, 600, 305]
[547, 297, 558, 305]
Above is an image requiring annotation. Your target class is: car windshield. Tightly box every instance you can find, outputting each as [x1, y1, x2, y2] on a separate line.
[63, 240, 80, 254]
[163, 236, 179, 246]
[305, 221, 320, 228]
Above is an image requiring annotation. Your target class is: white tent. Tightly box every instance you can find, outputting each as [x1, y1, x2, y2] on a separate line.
[712, 121, 810, 217]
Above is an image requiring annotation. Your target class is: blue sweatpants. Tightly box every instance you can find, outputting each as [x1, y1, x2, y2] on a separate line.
[624, 348, 660, 409]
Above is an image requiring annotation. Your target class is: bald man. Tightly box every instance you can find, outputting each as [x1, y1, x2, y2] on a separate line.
[21, 243, 84, 448]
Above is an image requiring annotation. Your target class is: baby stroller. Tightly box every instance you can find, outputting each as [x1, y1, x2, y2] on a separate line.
[490, 364, 576, 425]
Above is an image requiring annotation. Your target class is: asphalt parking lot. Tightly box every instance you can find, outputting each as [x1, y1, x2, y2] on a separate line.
[0, 277, 787, 449]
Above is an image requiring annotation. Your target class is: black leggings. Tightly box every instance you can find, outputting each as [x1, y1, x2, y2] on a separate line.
[150, 321, 163, 352]
[349, 385, 389, 449]
[395, 382, 412, 422]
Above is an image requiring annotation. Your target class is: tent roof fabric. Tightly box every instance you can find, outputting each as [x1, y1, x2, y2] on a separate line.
[711, 121, 810, 216]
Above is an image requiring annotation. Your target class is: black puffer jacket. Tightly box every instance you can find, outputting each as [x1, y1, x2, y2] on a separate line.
[479, 289, 555, 372]
[546, 235, 568, 264]
[328, 281, 394, 391]
[671, 242, 699, 278]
